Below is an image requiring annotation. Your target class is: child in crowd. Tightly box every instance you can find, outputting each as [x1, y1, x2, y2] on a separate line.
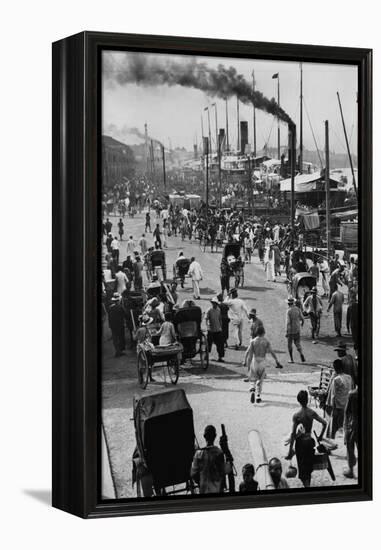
[155, 312, 177, 346]
[239, 463, 258, 493]
[269, 457, 289, 489]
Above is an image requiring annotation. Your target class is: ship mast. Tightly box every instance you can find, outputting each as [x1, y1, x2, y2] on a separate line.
[236, 97, 240, 152]
[299, 63, 303, 173]
[252, 70, 257, 159]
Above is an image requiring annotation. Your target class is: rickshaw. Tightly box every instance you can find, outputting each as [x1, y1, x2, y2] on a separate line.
[123, 290, 146, 346]
[173, 306, 209, 369]
[173, 257, 191, 288]
[132, 388, 196, 497]
[289, 272, 317, 302]
[148, 249, 167, 280]
[136, 327, 183, 389]
[222, 243, 245, 288]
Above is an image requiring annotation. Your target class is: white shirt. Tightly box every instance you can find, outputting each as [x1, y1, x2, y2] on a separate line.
[115, 271, 128, 294]
[111, 239, 119, 250]
[224, 297, 249, 322]
[188, 260, 203, 281]
[126, 239, 135, 254]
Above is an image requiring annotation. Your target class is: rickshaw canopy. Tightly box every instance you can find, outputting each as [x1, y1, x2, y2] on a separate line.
[223, 243, 241, 259]
[133, 389, 195, 488]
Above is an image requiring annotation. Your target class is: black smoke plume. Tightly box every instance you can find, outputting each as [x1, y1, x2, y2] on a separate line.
[126, 126, 163, 148]
[104, 53, 294, 125]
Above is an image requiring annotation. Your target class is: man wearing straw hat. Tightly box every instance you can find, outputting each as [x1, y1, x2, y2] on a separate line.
[285, 296, 306, 363]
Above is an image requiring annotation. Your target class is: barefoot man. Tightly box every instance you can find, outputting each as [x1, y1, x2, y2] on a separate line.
[243, 325, 283, 404]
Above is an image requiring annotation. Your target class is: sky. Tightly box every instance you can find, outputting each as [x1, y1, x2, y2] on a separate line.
[102, 51, 358, 156]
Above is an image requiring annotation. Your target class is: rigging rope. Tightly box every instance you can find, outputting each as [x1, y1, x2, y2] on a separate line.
[302, 97, 323, 168]
[264, 117, 275, 150]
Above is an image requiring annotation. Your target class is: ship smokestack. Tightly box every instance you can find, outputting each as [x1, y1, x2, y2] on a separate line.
[240, 121, 248, 155]
[218, 128, 226, 152]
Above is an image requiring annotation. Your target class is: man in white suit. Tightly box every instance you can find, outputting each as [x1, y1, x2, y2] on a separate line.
[187, 256, 203, 300]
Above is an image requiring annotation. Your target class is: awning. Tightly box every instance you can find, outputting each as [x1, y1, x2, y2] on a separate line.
[280, 172, 321, 192]
[302, 211, 320, 230]
[331, 209, 358, 219]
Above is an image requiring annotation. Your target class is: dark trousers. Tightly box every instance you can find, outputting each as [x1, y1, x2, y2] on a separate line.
[327, 407, 344, 439]
[309, 312, 321, 337]
[145, 223, 151, 232]
[112, 249, 119, 264]
[221, 319, 230, 344]
[329, 280, 337, 300]
[345, 428, 358, 469]
[207, 331, 225, 358]
[220, 275, 230, 294]
[334, 310, 342, 335]
[111, 325, 125, 355]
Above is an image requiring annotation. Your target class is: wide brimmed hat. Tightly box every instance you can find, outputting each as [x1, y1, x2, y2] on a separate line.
[111, 292, 121, 302]
[334, 342, 347, 352]
[287, 296, 295, 304]
[249, 308, 257, 316]
[140, 314, 153, 326]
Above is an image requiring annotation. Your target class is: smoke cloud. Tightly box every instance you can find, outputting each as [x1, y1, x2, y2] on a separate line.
[104, 53, 294, 125]
[104, 123, 164, 148]
[125, 126, 164, 147]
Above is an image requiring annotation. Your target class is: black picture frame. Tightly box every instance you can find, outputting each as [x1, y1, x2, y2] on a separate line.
[52, 31, 372, 519]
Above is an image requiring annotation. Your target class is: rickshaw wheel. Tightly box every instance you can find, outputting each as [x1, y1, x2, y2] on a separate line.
[167, 358, 179, 384]
[137, 351, 149, 389]
[200, 333, 209, 370]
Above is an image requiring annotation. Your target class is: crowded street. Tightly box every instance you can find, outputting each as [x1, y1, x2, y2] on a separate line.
[102, 209, 357, 498]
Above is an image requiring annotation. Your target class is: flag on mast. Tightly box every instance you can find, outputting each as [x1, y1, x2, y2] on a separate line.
[272, 73, 279, 79]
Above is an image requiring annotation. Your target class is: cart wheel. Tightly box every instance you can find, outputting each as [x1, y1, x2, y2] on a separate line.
[167, 358, 179, 384]
[137, 351, 149, 389]
[200, 333, 209, 370]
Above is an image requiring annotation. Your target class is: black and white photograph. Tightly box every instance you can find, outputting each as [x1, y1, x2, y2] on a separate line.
[100, 50, 360, 500]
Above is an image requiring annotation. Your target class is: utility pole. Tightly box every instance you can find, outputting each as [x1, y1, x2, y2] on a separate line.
[252, 70, 257, 158]
[325, 120, 331, 257]
[204, 107, 212, 156]
[150, 140, 155, 185]
[337, 91, 358, 199]
[247, 153, 253, 216]
[237, 97, 240, 152]
[212, 103, 218, 155]
[161, 145, 166, 189]
[144, 123, 149, 175]
[204, 137, 209, 218]
[299, 63, 303, 172]
[289, 124, 296, 239]
[218, 132, 222, 209]
[201, 115, 204, 140]
[225, 99, 230, 152]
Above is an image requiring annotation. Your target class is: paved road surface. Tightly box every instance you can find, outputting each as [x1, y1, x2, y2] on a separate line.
[102, 210, 357, 498]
